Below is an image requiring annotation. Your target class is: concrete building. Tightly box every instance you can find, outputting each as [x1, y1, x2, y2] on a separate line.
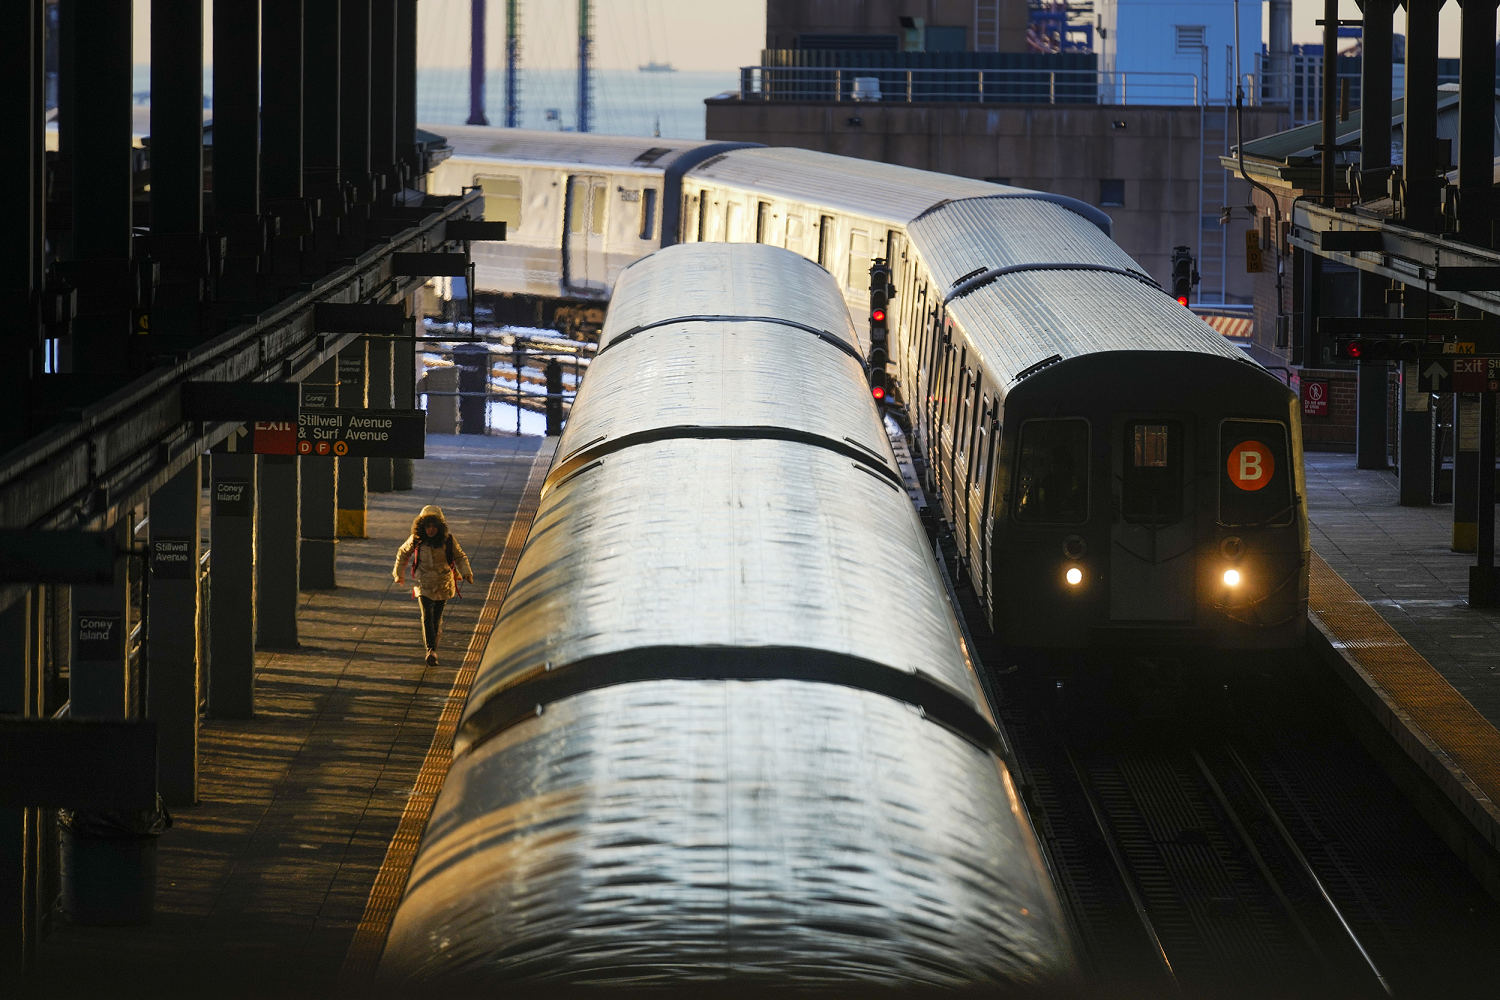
[708, 2, 1288, 304]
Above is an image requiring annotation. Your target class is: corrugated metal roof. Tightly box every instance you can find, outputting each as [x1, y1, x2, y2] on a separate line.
[687, 146, 1013, 222]
[946, 269, 1247, 383]
[907, 197, 1146, 292]
[601, 242, 857, 351]
[437, 125, 723, 169]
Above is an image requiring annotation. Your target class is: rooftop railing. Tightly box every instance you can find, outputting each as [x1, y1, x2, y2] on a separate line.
[735, 66, 1205, 107]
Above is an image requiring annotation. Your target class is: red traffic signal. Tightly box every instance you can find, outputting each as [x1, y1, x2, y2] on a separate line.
[1175, 295, 1189, 307]
[871, 384, 886, 402]
[870, 307, 886, 324]
[1342, 339, 1363, 359]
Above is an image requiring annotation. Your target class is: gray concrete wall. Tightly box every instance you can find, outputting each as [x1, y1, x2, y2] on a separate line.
[706, 99, 1288, 302]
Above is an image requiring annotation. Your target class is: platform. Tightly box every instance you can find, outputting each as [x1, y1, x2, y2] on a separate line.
[23, 433, 554, 999]
[1303, 450, 1500, 866]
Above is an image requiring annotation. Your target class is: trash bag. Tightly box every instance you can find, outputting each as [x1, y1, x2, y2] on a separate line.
[60, 794, 172, 839]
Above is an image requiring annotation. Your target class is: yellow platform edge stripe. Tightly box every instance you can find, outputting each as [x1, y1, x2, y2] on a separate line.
[340, 444, 554, 981]
[1309, 551, 1500, 850]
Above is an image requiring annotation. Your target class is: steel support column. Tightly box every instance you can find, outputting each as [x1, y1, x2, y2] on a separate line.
[208, 452, 257, 718]
[146, 460, 202, 805]
[340, 0, 373, 242]
[396, 0, 419, 180]
[71, 528, 132, 718]
[1457, 0, 1497, 248]
[1401, 0, 1443, 233]
[370, 0, 398, 193]
[0, 0, 45, 449]
[64, 0, 133, 375]
[0, 591, 43, 982]
[213, 0, 263, 300]
[1453, 394, 1479, 550]
[300, 359, 338, 589]
[304, 0, 342, 271]
[1397, 291, 1434, 506]
[367, 334, 395, 492]
[256, 456, 300, 648]
[336, 341, 369, 534]
[1355, 271, 1391, 468]
[262, 0, 306, 283]
[393, 310, 416, 490]
[1474, 392, 1499, 604]
[150, 0, 206, 344]
[1358, 0, 1394, 198]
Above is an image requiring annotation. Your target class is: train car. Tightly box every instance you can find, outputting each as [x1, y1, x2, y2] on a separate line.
[428, 126, 754, 328]
[420, 129, 1309, 662]
[378, 243, 1075, 991]
[901, 197, 1307, 665]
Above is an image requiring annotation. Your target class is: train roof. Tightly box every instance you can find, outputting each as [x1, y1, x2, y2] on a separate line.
[598, 242, 859, 352]
[431, 124, 734, 170]
[688, 146, 1111, 232]
[908, 197, 1248, 381]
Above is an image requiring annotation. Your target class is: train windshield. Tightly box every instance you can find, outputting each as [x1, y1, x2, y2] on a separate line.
[1122, 421, 1184, 524]
[1219, 420, 1294, 526]
[1015, 418, 1089, 523]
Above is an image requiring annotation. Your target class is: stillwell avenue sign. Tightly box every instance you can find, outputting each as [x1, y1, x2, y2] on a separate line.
[252, 409, 426, 458]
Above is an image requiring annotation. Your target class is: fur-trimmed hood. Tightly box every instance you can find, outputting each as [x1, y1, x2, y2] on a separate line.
[411, 505, 449, 543]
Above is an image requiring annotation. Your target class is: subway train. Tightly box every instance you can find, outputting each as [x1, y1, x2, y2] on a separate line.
[378, 243, 1076, 990]
[428, 127, 1309, 664]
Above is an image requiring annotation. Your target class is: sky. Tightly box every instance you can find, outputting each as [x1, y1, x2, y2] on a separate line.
[131, 1, 1478, 70]
[129, 0, 769, 72]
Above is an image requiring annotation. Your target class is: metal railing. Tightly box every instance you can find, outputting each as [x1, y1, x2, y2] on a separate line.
[738, 66, 1203, 107]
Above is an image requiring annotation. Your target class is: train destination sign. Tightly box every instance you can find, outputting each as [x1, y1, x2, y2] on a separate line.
[253, 409, 425, 458]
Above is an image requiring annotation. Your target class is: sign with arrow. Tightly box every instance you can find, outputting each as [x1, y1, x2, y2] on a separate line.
[1414, 357, 1500, 393]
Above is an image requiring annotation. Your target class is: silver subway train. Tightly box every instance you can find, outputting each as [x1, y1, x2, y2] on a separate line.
[378, 243, 1075, 990]
[428, 128, 1308, 663]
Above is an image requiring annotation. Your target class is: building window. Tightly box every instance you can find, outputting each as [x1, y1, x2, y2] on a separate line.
[1099, 178, 1125, 207]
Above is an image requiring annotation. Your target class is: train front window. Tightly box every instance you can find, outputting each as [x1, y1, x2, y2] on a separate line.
[1219, 420, 1293, 526]
[1122, 421, 1183, 524]
[1015, 418, 1089, 524]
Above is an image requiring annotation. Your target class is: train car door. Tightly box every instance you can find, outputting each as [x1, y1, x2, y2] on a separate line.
[1109, 418, 1195, 621]
[563, 174, 607, 294]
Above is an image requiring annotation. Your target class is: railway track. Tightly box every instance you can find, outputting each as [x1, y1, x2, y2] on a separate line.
[994, 665, 1500, 999]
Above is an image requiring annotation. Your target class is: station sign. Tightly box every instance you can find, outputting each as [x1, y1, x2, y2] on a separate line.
[1411, 357, 1500, 394]
[253, 410, 425, 458]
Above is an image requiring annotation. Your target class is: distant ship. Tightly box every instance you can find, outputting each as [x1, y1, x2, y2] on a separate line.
[638, 61, 677, 73]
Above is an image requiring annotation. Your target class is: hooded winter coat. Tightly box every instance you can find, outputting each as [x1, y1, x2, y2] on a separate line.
[392, 505, 474, 600]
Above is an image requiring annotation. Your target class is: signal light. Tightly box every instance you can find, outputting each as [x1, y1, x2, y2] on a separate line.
[871, 308, 886, 324]
[1170, 245, 1196, 304]
[1335, 337, 1423, 361]
[871, 384, 886, 402]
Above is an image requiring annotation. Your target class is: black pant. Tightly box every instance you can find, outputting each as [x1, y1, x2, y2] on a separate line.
[418, 595, 446, 651]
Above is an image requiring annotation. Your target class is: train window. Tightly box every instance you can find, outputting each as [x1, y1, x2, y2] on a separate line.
[696, 194, 707, 242]
[1219, 420, 1294, 527]
[639, 188, 658, 240]
[847, 230, 870, 289]
[785, 214, 804, 251]
[755, 201, 769, 243]
[589, 181, 607, 235]
[476, 175, 522, 228]
[1122, 421, 1183, 524]
[1014, 419, 1089, 524]
[817, 215, 833, 267]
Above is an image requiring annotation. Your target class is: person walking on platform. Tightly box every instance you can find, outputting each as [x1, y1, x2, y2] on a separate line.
[392, 505, 474, 666]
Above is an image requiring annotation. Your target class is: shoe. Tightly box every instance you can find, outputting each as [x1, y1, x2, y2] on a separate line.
[425, 651, 438, 667]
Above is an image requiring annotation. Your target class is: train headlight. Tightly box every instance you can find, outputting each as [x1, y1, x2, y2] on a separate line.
[1065, 566, 1083, 587]
[1222, 568, 1242, 587]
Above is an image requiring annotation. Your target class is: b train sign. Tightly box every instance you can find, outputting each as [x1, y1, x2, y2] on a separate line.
[252, 410, 425, 458]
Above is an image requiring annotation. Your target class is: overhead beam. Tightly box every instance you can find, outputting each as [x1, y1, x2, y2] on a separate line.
[0, 720, 156, 809]
[0, 190, 482, 585]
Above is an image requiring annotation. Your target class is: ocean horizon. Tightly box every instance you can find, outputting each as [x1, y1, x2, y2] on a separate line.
[130, 65, 741, 141]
